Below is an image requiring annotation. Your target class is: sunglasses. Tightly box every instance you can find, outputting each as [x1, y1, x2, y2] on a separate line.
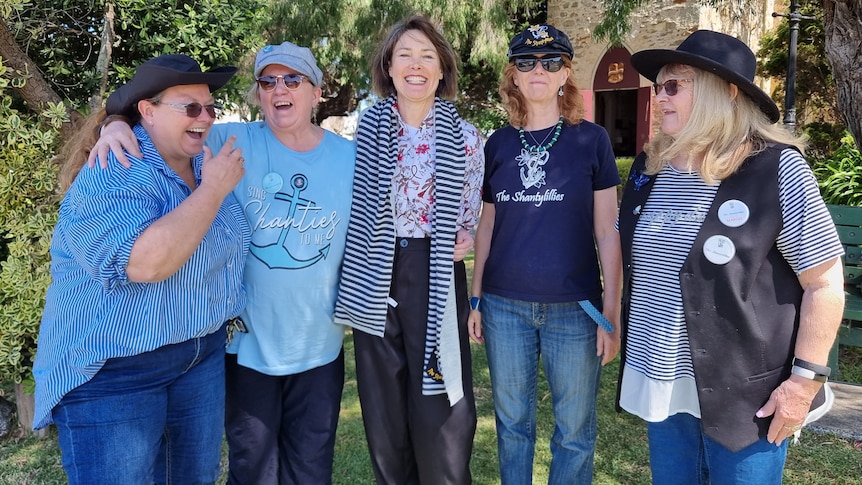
[156, 101, 219, 118]
[653, 78, 694, 96]
[256, 74, 307, 92]
[514, 56, 564, 73]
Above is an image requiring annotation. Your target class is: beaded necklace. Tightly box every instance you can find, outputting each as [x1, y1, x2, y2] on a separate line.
[518, 116, 564, 153]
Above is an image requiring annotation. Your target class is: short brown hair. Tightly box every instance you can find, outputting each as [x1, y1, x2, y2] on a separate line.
[370, 15, 459, 100]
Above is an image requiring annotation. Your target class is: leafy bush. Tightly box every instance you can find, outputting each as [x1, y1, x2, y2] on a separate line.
[804, 122, 846, 162]
[813, 133, 862, 206]
[616, 157, 634, 203]
[0, 58, 65, 387]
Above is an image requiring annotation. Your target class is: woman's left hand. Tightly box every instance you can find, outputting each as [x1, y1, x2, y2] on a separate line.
[596, 326, 621, 365]
[453, 228, 474, 262]
[756, 374, 821, 444]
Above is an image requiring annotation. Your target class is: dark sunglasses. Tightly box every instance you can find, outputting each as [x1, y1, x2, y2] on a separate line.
[514, 56, 564, 73]
[155, 101, 219, 118]
[256, 74, 307, 92]
[652, 78, 694, 96]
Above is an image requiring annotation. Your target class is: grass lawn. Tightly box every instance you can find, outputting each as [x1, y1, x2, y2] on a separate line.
[2, 256, 861, 483]
[2, 339, 861, 484]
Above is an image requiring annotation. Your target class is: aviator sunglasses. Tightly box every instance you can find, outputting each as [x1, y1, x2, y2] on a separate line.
[514, 56, 564, 73]
[256, 74, 307, 92]
[653, 78, 694, 96]
[155, 101, 219, 118]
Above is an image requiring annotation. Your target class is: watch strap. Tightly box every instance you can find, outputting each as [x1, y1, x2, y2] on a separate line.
[791, 365, 828, 383]
[792, 357, 831, 378]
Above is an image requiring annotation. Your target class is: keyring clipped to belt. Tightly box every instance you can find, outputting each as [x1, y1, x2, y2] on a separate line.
[225, 316, 247, 345]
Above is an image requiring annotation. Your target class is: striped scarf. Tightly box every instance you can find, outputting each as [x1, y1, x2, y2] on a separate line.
[334, 96, 467, 404]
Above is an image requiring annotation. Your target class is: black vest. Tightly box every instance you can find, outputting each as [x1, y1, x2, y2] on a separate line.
[617, 145, 824, 451]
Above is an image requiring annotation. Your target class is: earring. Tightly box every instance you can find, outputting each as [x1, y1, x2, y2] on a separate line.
[558, 86, 564, 97]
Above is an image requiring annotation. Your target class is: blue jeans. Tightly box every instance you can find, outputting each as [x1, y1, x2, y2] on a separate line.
[647, 412, 788, 485]
[482, 293, 602, 485]
[53, 326, 227, 485]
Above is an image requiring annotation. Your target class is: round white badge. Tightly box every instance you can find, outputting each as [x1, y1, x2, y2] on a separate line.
[262, 172, 284, 193]
[717, 199, 750, 227]
[703, 235, 736, 265]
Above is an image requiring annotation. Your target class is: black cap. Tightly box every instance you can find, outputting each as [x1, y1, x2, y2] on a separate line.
[507, 24, 574, 59]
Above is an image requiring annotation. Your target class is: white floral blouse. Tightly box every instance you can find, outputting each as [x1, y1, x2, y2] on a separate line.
[392, 103, 484, 238]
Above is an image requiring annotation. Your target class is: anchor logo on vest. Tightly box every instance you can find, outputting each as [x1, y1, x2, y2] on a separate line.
[249, 174, 330, 270]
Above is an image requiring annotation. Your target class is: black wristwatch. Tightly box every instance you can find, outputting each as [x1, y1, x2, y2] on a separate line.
[470, 296, 481, 312]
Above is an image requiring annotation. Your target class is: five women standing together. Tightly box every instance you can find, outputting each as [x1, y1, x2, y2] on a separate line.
[34, 13, 846, 485]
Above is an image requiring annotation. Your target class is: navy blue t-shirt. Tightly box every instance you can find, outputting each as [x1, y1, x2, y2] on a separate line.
[482, 120, 619, 303]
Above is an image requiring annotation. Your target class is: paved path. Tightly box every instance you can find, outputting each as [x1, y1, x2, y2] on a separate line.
[806, 381, 862, 441]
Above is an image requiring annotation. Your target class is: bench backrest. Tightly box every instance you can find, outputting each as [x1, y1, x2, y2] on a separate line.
[828, 205, 862, 286]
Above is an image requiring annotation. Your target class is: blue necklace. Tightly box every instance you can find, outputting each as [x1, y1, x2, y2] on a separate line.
[519, 116, 564, 153]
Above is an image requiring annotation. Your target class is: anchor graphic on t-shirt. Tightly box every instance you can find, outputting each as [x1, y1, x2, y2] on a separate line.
[249, 174, 330, 270]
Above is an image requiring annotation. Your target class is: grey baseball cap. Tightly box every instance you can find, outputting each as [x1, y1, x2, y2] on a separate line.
[254, 41, 324, 86]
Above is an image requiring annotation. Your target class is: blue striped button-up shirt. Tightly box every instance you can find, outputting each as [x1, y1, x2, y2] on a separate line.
[33, 125, 250, 429]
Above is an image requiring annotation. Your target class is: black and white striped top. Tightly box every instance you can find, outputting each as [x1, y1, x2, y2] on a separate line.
[620, 148, 844, 421]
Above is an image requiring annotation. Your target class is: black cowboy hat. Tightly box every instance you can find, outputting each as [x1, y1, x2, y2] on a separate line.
[631, 30, 780, 123]
[106, 54, 237, 118]
[507, 24, 574, 60]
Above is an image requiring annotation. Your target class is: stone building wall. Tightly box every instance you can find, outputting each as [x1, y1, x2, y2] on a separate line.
[550, 0, 775, 89]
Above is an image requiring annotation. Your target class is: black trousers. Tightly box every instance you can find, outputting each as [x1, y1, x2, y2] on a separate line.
[224, 351, 345, 485]
[353, 237, 477, 484]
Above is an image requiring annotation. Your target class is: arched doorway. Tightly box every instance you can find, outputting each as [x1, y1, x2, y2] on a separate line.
[592, 47, 650, 157]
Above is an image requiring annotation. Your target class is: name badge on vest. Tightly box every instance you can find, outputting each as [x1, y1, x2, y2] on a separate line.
[703, 234, 736, 265]
[717, 199, 750, 227]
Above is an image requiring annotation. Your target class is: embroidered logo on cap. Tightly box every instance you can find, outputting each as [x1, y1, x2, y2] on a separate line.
[525, 25, 555, 48]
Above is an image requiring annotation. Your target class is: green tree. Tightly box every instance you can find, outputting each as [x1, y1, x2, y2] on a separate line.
[2, 0, 269, 120]
[593, 0, 862, 151]
[264, 0, 546, 129]
[0, 1, 268, 432]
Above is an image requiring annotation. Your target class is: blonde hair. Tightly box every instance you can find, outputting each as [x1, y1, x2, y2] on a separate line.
[645, 64, 805, 183]
[498, 56, 584, 128]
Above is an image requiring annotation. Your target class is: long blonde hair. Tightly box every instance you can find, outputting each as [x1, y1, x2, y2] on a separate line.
[645, 64, 805, 183]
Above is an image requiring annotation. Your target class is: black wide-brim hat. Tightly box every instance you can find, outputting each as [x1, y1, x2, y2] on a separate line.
[631, 30, 780, 123]
[106, 54, 237, 118]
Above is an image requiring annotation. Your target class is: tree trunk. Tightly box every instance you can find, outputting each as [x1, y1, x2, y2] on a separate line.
[14, 383, 47, 439]
[0, 18, 63, 110]
[0, 18, 84, 138]
[823, 0, 862, 151]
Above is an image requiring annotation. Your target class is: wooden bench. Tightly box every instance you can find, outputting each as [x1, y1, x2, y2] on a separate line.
[826, 204, 862, 378]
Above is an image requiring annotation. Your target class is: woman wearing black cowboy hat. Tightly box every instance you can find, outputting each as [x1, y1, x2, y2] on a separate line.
[617, 30, 844, 483]
[33, 54, 250, 484]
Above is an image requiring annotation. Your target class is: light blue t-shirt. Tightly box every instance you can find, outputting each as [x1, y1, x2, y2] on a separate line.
[209, 122, 356, 375]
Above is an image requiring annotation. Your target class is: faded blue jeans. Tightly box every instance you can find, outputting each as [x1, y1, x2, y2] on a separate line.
[482, 293, 602, 485]
[646, 412, 788, 485]
[53, 326, 227, 485]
